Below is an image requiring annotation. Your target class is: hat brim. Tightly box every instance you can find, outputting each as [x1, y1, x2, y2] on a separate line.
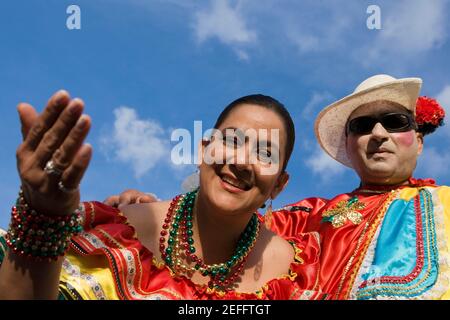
[314, 78, 422, 168]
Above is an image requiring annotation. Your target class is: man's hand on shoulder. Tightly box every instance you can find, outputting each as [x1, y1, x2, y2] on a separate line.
[103, 189, 159, 209]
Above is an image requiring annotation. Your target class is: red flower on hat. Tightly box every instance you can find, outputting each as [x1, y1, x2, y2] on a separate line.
[415, 96, 445, 135]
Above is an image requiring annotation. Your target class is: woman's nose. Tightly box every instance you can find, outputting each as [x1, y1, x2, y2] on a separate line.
[233, 145, 252, 168]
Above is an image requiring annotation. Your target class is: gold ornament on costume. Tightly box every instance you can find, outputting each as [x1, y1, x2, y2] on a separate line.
[322, 196, 365, 228]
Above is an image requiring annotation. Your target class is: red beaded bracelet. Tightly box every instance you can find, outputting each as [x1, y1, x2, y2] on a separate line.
[5, 190, 83, 262]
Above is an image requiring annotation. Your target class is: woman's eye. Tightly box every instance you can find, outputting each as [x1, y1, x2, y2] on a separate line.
[257, 149, 272, 163]
[223, 135, 242, 147]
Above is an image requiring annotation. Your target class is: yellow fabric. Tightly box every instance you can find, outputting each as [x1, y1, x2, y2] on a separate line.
[397, 186, 450, 300]
[437, 186, 450, 299]
[398, 187, 419, 200]
[59, 249, 119, 300]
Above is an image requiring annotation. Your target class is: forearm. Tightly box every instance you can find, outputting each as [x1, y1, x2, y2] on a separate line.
[0, 250, 63, 300]
[0, 191, 83, 300]
[2, 90, 91, 299]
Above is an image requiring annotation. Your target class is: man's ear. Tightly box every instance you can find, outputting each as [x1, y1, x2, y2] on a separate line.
[270, 171, 290, 200]
[416, 132, 424, 156]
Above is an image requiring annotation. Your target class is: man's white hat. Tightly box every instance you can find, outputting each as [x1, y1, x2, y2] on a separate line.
[314, 74, 422, 167]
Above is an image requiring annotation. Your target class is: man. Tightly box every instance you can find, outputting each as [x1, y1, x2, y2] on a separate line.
[108, 74, 450, 299]
[268, 74, 450, 299]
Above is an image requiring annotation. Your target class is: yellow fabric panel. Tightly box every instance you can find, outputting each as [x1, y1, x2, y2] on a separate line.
[398, 187, 419, 201]
[437, 186, 450, 300]
[60, 250, 120, 300]
[390, 186, 450, 300]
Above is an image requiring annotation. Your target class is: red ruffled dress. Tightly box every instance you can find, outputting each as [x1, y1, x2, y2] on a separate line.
[47, 201, 329, 300]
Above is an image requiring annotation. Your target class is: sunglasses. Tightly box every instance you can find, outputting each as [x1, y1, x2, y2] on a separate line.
[347, 112, 417, 135]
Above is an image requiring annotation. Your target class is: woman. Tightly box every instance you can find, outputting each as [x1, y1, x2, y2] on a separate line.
[0, 91, 324, 300]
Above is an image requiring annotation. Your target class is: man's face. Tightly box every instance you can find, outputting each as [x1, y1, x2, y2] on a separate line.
[345, 100, 423, 186]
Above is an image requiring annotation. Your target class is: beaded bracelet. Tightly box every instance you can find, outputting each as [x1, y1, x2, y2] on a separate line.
[5, 190, 83, 261]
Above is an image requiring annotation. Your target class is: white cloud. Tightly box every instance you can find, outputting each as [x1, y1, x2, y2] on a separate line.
[436, 85, 450, 114]
[132, 0, 449, 71]
[302, 91, 334, 118]
[285, 0, 449, 75]
[305, 146, 346, 180]
[284, 4, 355, 54]
[288, 33, 320, 53]
[435, 85, 450, 137]
[357, 0, 449, 68]
[376, 0, 448, 54]
[234, 48, 250, 61]
[221, 0, 448, 69]
[100, 107, 170, 179]
[193, 0, 256, 58]
[417, 147, 450, 178]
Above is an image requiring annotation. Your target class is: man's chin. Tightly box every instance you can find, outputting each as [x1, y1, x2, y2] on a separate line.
[366, 159, 396, 171]
[361, 162, 398, 182]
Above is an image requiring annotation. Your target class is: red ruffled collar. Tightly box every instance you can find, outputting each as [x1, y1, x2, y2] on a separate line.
[353, 177, 436, 194]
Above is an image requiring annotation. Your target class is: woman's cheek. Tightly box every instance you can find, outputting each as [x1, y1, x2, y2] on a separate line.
[255, 173, 276, 196]
[393, 131, 415, 147]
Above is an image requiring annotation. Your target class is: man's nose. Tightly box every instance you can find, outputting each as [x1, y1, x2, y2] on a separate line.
[370, 122, 390, 140]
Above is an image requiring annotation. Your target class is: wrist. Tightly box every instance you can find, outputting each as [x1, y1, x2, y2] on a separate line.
[5, 189, 83, 262]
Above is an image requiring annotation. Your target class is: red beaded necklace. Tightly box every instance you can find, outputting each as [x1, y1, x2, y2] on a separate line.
[159, 190, 260, 289]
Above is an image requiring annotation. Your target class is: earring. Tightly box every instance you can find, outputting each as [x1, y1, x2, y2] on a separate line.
[181, 167, 200, 192]
[264, 198, 273, 230]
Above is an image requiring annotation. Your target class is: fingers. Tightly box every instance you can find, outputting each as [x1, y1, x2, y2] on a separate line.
[52, 115, 91, 170]
[17, 103, 38, 141]
[103, 191, 157, 208]
[34, 98, 84, 168]
[118, 192, 134, 209]
[22, 90, 71, 151]
[103, 195, 120, 207]
[117, 189, 153, 208]
[59, 144, 92, 190]
[138, 194, 158, 203]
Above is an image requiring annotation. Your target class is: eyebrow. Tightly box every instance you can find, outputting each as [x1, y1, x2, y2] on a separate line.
[221, 127, 281, 150]
[221, 127, 238, 133]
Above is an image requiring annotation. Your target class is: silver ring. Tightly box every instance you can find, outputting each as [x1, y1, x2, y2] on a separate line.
[58, 181, 78, 193]
[44, 160, 64, 177]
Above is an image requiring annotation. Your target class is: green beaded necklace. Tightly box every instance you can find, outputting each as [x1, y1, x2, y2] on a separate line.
[159, 189, 260, 289]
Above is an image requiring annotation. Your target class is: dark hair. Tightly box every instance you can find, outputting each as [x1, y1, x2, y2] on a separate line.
[213, 94, 295, 172]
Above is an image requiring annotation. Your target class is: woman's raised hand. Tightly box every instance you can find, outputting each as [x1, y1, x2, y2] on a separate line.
[16, 90, 92, 216]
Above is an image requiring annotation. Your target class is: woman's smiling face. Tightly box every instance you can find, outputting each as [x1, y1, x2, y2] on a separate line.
[198, 103, 290, 216]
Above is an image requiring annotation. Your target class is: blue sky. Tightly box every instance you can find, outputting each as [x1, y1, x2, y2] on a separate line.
[0, 0, 449, 228]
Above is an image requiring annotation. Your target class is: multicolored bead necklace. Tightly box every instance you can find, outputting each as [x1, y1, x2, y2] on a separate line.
[159, 190, 260, 289]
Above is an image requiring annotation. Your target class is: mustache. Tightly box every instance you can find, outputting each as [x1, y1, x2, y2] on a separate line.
[366, 140, 393, 155]
[366, 146, 393, 155]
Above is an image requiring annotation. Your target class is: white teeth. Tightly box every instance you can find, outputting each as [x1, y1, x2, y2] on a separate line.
[222, 175, 247, 190]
